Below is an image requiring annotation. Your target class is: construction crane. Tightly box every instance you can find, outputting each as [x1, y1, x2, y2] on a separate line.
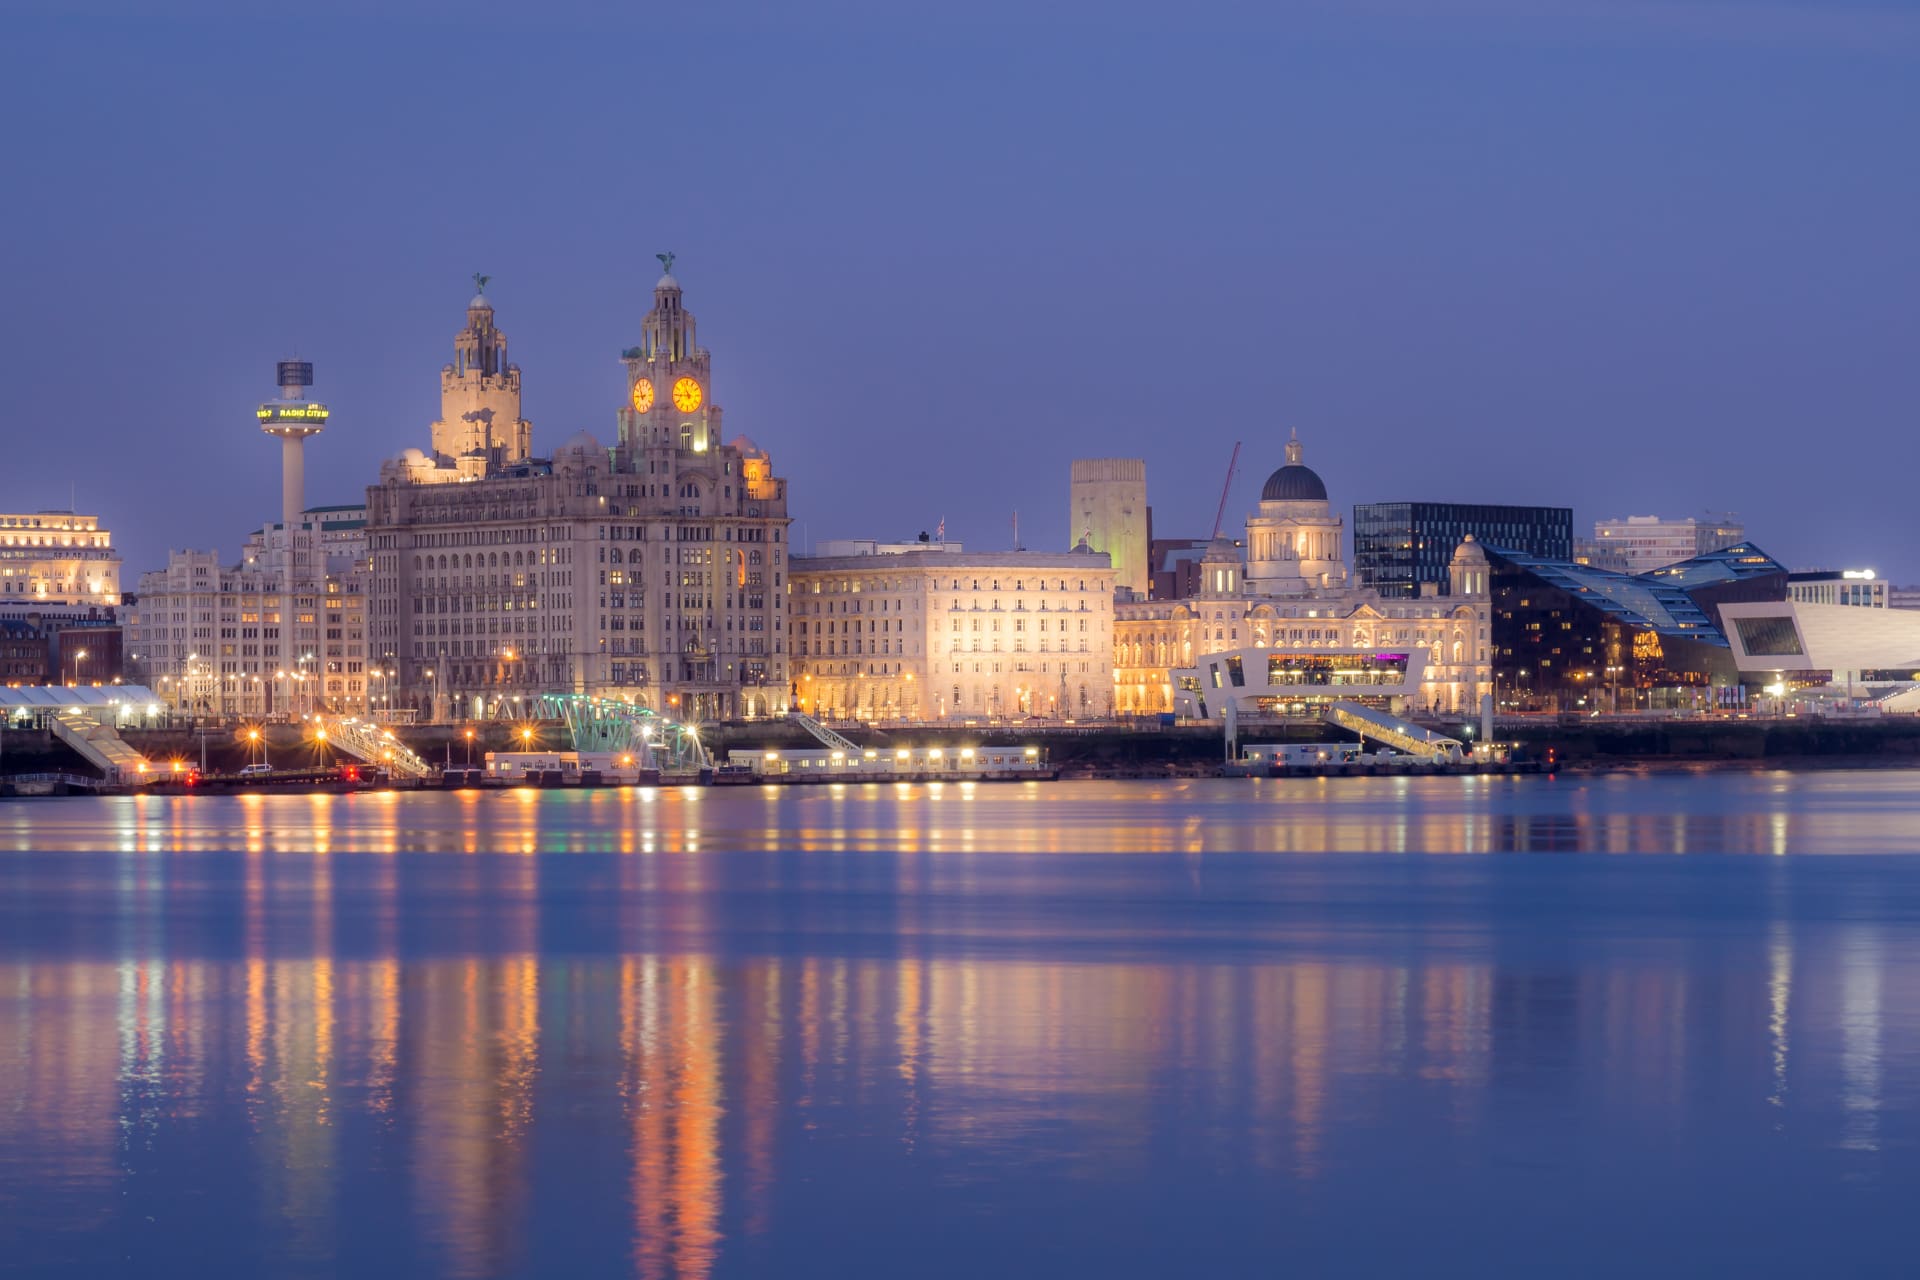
[1210, 441, 1242, 540]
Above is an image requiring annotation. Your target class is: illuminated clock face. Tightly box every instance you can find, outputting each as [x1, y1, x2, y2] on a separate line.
[630, 378, 655, 412]
[671, 377, 703, 412]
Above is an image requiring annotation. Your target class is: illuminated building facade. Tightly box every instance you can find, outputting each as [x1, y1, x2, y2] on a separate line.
[1171, 646, 1430, 719]
[1114, 436, 1493, 716]
[124, 547, 371, 715]
[1485, 541, 1787, 711]
[366, 264, 793, 721]
[0, 510, 121, 605]
[790, 545, 1116, 720]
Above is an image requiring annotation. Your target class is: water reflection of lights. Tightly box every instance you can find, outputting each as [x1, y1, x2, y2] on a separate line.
[3, 845, 1919, 1274]
[1839, 926, 1884, 1153]
[9, 783, 1920, 1208]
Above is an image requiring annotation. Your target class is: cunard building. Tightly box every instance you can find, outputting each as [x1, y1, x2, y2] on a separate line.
[365, 261, 793, 722]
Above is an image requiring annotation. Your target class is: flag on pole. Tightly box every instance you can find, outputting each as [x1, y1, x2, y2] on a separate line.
[936, 517, 945, 542]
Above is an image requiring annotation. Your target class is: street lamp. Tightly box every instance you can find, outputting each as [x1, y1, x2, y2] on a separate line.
[68, 648, 88, 686]
[177, 652, 201, 715]
[464, 727, 475, 765]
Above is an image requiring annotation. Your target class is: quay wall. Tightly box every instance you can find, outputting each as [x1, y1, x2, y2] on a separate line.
[10, 718, 1920, 782]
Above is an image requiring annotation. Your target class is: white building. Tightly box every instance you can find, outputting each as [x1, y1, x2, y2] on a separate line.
[243, 504, 371, 578]
[1787, 569, 1886, 609]
[124, 547, 371, 716]
[1722, 598, 1920, 691]
[365, 265, 793, 722]
[1244, 432, 1348, 596]
[791, 544, 1115, 721]
[1172, 646, 1431, 719]
[0, 510, 121, 606]
[1114, 435, 1492, 716]
[1591, 514, 1745, 575]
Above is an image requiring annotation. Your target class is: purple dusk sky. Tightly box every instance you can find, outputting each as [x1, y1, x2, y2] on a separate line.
[4, 2, 1917, 577]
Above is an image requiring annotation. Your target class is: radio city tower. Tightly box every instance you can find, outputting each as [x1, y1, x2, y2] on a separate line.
[256, 360, 329, 530]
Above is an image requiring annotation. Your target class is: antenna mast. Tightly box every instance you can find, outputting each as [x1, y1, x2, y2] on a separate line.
[1210, 441, 1243, 540]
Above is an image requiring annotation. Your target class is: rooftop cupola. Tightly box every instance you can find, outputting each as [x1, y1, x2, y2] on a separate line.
[641, 251, 697, 362]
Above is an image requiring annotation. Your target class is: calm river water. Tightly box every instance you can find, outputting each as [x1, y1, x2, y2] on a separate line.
[4, 772, 1920, 1277]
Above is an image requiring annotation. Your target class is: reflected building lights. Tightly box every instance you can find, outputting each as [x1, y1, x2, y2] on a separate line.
[1839, 927, 1883, 1154]
[1768, 920, 1792, 1111]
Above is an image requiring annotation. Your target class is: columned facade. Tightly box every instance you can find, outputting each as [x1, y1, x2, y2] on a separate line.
[1113, 435, 1492, 717]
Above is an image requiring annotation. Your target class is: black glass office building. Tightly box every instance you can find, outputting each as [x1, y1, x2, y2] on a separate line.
[1483, 542, 1791, 711]
[1353, 503, 1573, 599]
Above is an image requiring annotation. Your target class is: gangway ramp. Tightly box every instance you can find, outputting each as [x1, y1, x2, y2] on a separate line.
[50, 707, 149, 783]
[313, 716, 435, 779]
[786, 710, 860, 752]
[1323, 701, 1464, 762]
[537, 694, 713, 771]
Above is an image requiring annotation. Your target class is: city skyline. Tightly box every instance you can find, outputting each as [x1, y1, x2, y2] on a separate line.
[5, 3, 1917, 577]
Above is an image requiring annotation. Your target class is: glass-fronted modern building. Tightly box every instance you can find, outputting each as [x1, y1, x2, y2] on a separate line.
[1483, 542, 1789, 712]
[1353, 503, 1573, 599]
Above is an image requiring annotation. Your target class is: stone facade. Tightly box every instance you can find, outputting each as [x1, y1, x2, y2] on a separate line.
[1114, 436, 1492, 716]
[1069, 459, 1148, 596]
[432, 290, 533, 473]
[364, 269, 792, 722]
[792, 546, 1115, 721]
[0, 511, 121, 606]
[125, 548, 370, 716]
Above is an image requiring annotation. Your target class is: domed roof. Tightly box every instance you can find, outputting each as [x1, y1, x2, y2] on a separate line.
[1450, 533, 1490, 565]
[1259, 429, 1327, 503]
[656, 272, 679, 291]
[557, 430, 603, 454]
[1261, 465, 1327, 503]
[468, 293, 492, 310]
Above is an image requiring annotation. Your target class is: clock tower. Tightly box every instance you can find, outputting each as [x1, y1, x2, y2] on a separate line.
[618, 253, 722, 456]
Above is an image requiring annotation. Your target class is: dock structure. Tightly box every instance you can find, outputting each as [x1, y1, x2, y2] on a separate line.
[310, 715, 435, 779]
[1321, 701, 1464, 761]
[1, 685, 162, 786]
[537, 694, 712, 771]
[732, 743, 1052, 782]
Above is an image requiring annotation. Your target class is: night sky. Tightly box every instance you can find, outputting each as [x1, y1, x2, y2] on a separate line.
[6, 2, 1916, 578]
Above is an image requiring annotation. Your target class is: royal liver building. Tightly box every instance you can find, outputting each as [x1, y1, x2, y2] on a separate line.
[365, 262, 793, 722]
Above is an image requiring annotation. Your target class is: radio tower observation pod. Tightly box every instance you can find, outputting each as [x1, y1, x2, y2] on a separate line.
[257, 360, 329, 529]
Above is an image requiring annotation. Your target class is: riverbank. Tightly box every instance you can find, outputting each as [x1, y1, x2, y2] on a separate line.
[8, 716, 1920, 783]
